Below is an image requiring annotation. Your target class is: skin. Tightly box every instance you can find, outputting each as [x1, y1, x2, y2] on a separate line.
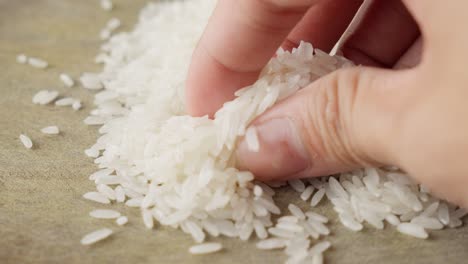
[186, 0, 468, 208]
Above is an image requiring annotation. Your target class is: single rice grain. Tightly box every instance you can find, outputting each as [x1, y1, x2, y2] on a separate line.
[41, 126, 60, 135]
[89, 209, 121, 219]
[245, 127, 259, 152]
[83, 192, 110, 204]
[189, 242, 223, 255]
[17, 54, 28, 64]
[116, 216, 128, 226]
[60, 73, 75, 88]
[19, 134, 33, 149]
[397, 223, 428, 239]
[28, 57, 48, 69]
[100, 0, 113, 11]
[80, 228, 113, 245]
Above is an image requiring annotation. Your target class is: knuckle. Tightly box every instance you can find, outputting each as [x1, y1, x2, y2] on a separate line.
[303, 69, 377, 168]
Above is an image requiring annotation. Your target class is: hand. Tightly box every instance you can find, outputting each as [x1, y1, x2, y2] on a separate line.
[186, 0, 468, 207]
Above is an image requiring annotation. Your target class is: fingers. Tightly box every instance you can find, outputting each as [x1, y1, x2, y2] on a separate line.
[282, 0, 364, 52]
[236, 66, 414, 181]
[341, 0, 420, 67]
[186, 0, 316, 117]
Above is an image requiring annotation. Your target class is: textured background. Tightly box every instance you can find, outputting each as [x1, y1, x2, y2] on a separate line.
[0, 1, 467, 263]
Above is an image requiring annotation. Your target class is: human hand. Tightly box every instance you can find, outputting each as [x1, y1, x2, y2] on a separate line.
[186, 0, 468, 207]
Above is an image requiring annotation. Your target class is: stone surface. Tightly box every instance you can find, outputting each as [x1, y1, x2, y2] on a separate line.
[0, 1, 467, 263]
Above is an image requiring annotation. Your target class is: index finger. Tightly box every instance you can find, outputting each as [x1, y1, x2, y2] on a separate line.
[186, 0, 315, 117]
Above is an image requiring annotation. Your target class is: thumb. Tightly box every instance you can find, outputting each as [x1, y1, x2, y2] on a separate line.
[236, 66, 412, 181]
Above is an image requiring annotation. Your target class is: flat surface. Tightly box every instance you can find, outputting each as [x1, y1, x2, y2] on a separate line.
[0, 1, 467, 263]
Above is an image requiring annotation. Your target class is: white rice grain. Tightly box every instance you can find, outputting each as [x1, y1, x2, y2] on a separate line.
[100, 29, 111, 40]
[288, 179, 305, 192]
[189, 243, 222, 254]
[437, 203, 450, 225]
[309, 241, 331, 255]
[97, 184, 116, 200]
[80, 73, 103, 90]
[339, 213, 363, 231]
[300, 186, 314, 201]
[95, 175, 120, 185]
[277, 216, 298, 223]
[114, 186, 126, 203]
[32, 90, 59, 105]
[100, 0, 113, 11]
[268, 227, 296, 239]
[186, 220, 205, 242]
[83, 192, 111, 204]
[28, 57, 48, 69]
[201, 220, 220, 237]
[55, 97, 76, 106]
[256, 238, 288, 250]
[245, 127, 259, 152]
[397, 223, 428, 239]
[125, 198, 142, 207]
[253, 220, 268, 239]
[41, 126, 60, 135]
[253, 185, 263, 197]
[276, 222, 303, 233]
[142, 209, 154, 229]
[80, 228, 113, 245]
[84, 116, 106, 125]
[107, 18, 121, 30]
[308, 221, 330, 235]
[328, 177, 349, 200]
[454, 208, 468, 219]
[89, 168, 113, 181]
[19, 134, 33, 149]
[116, 216, 128, 226]
[85, 148, 100, 158]
[385, 214, 401, 226]
[305, 212, 328, 224]
[310, 188, 326, 207]
[90, 209, 121, 219]
[288, 204, 305, 220]
[72, 100, 82, 111]
[17, 54, 28, 64]
[449, 218, 463, 228]
[312, 254, 324, 264]
[60, 73, 75, 87]
[410, 216, 443, 230]
[421, 201, 439, 217]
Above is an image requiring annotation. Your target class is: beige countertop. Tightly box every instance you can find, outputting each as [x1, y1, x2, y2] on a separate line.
[0, 1, 467, 263]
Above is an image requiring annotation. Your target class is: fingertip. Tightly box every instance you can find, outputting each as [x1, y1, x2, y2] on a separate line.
[236, 118, 310, 181]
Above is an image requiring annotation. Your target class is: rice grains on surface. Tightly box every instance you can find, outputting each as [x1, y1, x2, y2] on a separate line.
[73, 0, 468, 261]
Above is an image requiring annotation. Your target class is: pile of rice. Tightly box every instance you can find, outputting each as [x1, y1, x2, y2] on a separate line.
[74, 0, 466, 263]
